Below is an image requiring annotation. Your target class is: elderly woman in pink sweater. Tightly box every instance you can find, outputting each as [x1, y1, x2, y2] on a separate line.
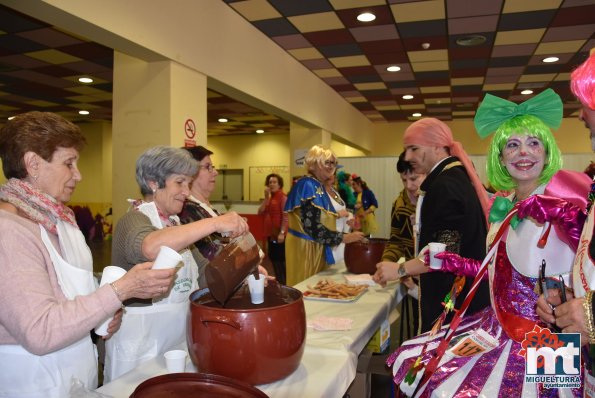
[0, 112, 177, 398]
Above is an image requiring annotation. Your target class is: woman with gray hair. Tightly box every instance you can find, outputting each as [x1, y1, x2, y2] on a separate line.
[0, 112, 176, 397]
[105, 145, 248, 382]
[284, 144, 364, 285]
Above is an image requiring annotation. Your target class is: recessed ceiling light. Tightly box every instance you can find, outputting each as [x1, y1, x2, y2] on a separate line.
[357, 12, 376, 22]
[412, 113, 422, 117]
[402, 95, 414, 100]
[521, 89, 533, 95]
[256, 129, 264, 134]
[386, 65, 401, 72]
[218, 118, 228, 123]
[78, 77, 93, 84]
[78, 110, 90, 115]
[542, 56, 559, 63]
[7, 116, 15, 120]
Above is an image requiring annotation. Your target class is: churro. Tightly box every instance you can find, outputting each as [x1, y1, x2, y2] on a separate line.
[304, 279, 367, 299]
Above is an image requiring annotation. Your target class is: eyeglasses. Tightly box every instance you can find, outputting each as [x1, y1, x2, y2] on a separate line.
[199, 164, 216, 173]
[324, 160, 338, 168]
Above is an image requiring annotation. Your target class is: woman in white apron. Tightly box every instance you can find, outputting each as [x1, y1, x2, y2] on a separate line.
[0, 112, 176, 398]
[105, 146, 250, 382]
[325, 170, 353, 263]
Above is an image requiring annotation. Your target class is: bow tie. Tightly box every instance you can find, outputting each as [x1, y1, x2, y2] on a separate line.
[488, 196, 520, 229]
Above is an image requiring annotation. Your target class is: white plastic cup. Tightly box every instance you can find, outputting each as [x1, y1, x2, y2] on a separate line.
[428, 242, 447, 270]
[95, 266, 127, 336]
[152, 246, 183, 269]
[247, 273, 266, 304]
[164, 350, 187, 373]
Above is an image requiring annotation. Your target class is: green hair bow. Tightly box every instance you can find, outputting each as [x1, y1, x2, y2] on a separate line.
[474, 88, 563, 138]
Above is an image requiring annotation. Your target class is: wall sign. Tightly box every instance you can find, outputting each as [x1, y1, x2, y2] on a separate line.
[294, 148, 308, 167]
[184, 119, 196, 139]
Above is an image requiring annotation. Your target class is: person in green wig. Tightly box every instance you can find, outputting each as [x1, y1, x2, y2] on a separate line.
[382, 88, 590, 397]
[336, 169, 356, 211]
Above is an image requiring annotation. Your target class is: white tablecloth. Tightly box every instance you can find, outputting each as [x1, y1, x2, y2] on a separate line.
[96, 263, 404, 398]
[97, 345, 356, 398]
[296, 264, 403, 355]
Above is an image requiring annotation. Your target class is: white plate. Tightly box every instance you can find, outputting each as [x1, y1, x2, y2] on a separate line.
[303, 288, 367, 303]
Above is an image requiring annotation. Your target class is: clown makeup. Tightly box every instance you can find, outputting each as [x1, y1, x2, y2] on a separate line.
[501, 134, 546, 189]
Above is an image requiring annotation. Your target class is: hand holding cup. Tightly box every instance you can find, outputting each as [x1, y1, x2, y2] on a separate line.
[152, 246, 182, 269]
[428, 242, 446, 270]
[95, 266, 127, 336]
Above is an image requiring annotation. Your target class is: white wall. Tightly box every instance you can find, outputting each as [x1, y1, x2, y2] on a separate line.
[339, 157, 402, 239]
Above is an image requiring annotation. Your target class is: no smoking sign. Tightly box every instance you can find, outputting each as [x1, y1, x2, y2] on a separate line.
[184, 119, 196, 139]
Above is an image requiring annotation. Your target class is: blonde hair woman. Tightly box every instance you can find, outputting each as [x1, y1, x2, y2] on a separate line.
[284, 145, 364, 285]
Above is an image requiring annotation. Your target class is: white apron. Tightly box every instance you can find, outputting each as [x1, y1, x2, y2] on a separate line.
[0, 224, 97, 398]
[104, 203, 199, 382]
[329, 192, 351, 263]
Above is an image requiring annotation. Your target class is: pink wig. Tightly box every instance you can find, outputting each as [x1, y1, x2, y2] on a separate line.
[403, 117, 490, 220]
[571, 52, 595, 110]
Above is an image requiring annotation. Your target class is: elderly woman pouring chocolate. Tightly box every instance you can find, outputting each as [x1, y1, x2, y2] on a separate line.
[0, 112, 177, 398]
[104, 145, 250, 382]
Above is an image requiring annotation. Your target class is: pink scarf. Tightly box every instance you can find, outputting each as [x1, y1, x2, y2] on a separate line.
[0, 178, 77, 234]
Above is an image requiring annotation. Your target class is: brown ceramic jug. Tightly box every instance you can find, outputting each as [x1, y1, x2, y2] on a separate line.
[205, 233, 261, 304]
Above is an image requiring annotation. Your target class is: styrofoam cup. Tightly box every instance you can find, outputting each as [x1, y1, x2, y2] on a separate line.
[95, 266, 127, 336]
[152, 246, 183, 269]
[428, 242, 447, 270]
[247, 273, 266, 304]
[164, 350, 187, 373]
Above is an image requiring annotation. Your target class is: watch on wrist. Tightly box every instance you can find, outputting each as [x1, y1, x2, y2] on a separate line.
[398, 263, 408, 278]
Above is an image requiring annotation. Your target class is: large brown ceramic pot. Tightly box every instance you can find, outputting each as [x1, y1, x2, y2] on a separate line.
[187, 281, 306, 385]
[344, 238, 388, 274]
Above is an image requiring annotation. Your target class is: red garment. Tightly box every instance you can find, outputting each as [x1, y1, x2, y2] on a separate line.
[260, 190, 288, 238]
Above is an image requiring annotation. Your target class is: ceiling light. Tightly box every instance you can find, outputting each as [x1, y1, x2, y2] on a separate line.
[78, 110, 90, 115]
[521, 89, 533, 95]
[402, 95, 414, 100]
[7, 116, 15, 120]
[412, 113, 422, 117]
[218, 118, 228, 123]
[256, 129, 264, 134]
[357, 12, 376, 22]
[78, 77, 93, 84]
[455, 35, 486, 47]
[386, 65, 401, 72]
[542, 56, 559, 63]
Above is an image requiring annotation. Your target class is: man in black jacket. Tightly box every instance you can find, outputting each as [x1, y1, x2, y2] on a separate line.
[374, 117, 491, 334]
